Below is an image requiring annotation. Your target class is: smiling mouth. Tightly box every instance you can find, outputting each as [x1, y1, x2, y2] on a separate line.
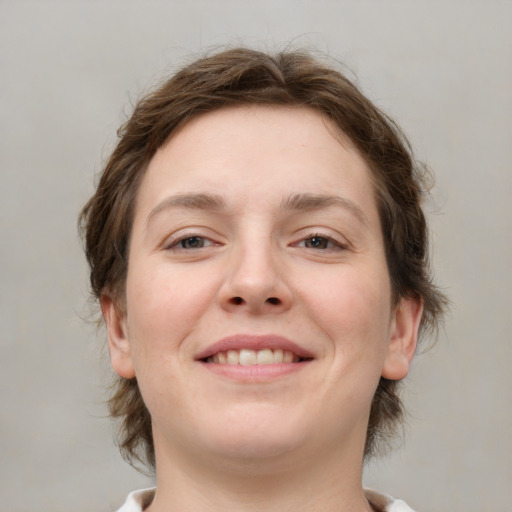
[204, 348, 310, 365]
[196, 335, 315, 371]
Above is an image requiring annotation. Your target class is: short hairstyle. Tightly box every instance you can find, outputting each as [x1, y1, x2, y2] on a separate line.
[79, 47, 447, 470]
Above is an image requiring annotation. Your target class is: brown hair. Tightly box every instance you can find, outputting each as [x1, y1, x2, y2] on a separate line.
[79, 47, 447, 469]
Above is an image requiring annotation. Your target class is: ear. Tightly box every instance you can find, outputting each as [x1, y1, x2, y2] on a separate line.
[381, 296, 423, 380]
[100, 294, 136, 379]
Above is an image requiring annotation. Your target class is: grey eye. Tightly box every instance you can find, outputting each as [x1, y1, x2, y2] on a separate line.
[180, 237, 207, 249]
[304, 236, 331, 249]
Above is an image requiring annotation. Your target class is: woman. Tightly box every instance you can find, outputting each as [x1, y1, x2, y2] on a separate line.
[80, 48, 446, 512]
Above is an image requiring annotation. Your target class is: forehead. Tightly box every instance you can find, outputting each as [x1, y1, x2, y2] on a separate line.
[135, 105, 379, 225]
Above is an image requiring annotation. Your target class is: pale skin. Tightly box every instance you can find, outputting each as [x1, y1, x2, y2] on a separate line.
[102, 106, 423, 512]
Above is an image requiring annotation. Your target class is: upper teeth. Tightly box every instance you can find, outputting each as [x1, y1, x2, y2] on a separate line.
[207, 348, 296, 365]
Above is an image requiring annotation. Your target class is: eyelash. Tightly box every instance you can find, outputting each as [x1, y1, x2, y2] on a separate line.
[165, 234, 216, 250]
[295, 233, 347, 251]
[164, 232, 347, 252]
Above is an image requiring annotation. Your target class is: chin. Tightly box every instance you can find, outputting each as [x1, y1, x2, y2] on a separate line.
[198, 406, 311, 463]
[214, 432, 299, 460]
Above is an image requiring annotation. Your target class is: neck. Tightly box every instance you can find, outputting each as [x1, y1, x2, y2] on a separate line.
[146, 432, 373, 512]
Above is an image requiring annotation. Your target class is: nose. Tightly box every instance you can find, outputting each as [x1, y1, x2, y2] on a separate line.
[218, 240, 293, 314]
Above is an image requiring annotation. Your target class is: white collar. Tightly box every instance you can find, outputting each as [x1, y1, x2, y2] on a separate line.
[116, 487, 416, 512]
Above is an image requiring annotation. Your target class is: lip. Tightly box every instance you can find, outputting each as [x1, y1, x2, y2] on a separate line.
[199, 360, 312, 381]
[194, 334, 315, 361]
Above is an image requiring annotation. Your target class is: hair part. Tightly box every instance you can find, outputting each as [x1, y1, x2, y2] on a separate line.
[79, 47, 447, 469]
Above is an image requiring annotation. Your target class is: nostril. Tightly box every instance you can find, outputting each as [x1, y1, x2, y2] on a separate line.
[228, 296, 281, 307]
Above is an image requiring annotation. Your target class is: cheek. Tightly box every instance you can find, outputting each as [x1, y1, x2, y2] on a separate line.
[124, 262, 218, 362]
[300, 265, 392, 354]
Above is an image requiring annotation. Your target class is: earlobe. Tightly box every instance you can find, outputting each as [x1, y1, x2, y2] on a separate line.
[381, 297, 423, 380]
[100, 294, 136, 379]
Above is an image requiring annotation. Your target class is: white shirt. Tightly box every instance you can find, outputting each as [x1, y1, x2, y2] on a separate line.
[115, 487, 416, 511]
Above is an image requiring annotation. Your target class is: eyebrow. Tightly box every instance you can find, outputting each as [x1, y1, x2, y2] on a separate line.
[281, 193, 369, 226]
[145, 191, 369, 227]
[145, 193, 226, 226]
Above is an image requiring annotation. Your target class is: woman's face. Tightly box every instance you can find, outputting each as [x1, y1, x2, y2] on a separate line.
[103, 105, 420, 469]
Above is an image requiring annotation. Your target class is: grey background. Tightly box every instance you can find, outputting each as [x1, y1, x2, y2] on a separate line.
[1, 1, 511, 511]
